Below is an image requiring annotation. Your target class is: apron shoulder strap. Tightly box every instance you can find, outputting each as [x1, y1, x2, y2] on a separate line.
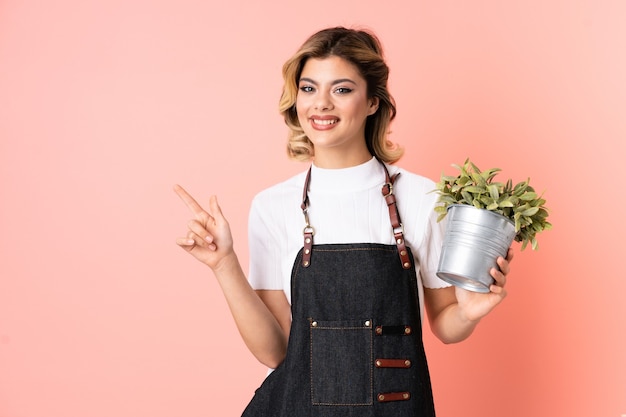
[301, 166, 314, 267]
[299, 160, 412, 270]
[380, 161, 412, 270]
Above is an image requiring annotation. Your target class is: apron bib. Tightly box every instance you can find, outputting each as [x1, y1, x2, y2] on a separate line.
[242, 161, 435, 417]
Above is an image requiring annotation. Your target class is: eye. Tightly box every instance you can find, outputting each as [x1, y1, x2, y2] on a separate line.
[334, 87, 353, 94]
[299, 85, 314, 93]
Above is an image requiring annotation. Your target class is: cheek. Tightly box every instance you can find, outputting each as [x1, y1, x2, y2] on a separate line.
[295, 94, 305, 111]
[295, 98, 307, 124]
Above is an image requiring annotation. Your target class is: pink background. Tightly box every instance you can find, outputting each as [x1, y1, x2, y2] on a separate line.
[1, 1, 625, 416]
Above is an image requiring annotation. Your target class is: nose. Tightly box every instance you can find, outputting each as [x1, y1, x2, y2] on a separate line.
[314, 91, 333, 111]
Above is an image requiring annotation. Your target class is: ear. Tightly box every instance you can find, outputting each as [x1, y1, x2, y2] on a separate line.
[368, 97, 380, 115]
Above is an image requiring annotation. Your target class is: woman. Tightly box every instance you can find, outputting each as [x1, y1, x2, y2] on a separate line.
[175, 26, 512, 417]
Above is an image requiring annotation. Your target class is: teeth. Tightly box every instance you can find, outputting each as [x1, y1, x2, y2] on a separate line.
[312, 119, 337, 126]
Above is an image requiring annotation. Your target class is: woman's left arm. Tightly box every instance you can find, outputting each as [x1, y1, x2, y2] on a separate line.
[423, 248, 514, 344]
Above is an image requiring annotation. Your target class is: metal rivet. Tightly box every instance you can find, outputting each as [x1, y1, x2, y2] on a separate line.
[400, 250, 407, 256]
[403, 262, 411, 268]
[405, 360, 411, 367]
[305, 237, 311, 244]
[375, 360, 382, 367]
[403, 393, 410, 399]
[376, 327, 383, 335]
[304, 261, 309, 267]
[364, 320, 371, 327]
[396, 238, 403, 245]
[404, 326, 412, 335]
[378, 394, 385, 401]
[304, 249, 310, 254]
[311, 321, 317, 327]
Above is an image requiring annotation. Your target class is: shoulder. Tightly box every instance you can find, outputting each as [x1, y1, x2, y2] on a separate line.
[250, 170, 308, 214]
[387, 164, 438, 206]
[388, 164, 436, 187]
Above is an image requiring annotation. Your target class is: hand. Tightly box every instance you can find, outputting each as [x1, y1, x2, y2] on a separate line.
[174, 184, 235, 271]
[454, 248, 514, 322]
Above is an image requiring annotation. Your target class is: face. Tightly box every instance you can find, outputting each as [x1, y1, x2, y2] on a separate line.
[296, 56, 379, 167]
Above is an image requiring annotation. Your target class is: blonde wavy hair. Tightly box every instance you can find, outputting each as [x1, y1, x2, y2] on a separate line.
[279, 27, 404, 164]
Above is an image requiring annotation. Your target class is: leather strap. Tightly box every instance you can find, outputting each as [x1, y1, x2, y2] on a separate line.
[301, 167, 314, 267]
[377, 391, 411, 402]
[375, 358, 412, 368]
[300, 160, 411, 269]
[380, 161, 412, 269]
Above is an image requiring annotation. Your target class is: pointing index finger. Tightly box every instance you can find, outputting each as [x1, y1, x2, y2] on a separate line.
[173, 184, 206, 217]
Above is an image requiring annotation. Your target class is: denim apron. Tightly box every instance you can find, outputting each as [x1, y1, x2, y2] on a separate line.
[242, 161, 435, 417]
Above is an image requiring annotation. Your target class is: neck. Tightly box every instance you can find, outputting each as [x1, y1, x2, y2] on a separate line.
[312, 148, 373, 169]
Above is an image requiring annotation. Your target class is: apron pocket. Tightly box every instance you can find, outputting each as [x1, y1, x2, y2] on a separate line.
[309, 318, 373, 406]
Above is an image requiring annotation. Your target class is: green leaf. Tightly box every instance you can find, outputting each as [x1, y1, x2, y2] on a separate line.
[438, 195, 457, 205]
[462, 191, 474, 205]
[463, 186, 486, 194]
[483, 168, 501, 183]
[488, 184, 500, 200]
[469, 160, 481, 173]
[521, 207, 540, 216]
[513, 181, 528, 196]
[503, 179, 513, 193]
[521, 239, 529, 250]
[535, 208, 549, 219]
[470, 172, 486, 186]
[520, 192, 538, 201]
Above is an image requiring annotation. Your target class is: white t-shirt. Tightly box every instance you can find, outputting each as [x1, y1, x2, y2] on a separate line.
[248, 157, 450, 306]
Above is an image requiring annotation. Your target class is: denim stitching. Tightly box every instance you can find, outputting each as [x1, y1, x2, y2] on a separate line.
[309, 320, 373, 406]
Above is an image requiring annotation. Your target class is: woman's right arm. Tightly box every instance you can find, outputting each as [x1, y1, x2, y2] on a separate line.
[174, 185, 289, 368]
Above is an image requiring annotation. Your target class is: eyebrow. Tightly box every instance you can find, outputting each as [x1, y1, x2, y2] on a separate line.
[299, 77, 357, 86]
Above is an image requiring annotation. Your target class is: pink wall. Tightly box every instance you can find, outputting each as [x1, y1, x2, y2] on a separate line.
[1, 1, 624, 416]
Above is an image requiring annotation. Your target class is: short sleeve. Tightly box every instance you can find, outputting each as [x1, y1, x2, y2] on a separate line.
[416, 198, 451, 289]
[247, 195, 284, 291]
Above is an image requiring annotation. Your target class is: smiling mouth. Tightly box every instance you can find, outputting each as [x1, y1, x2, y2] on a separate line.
[312, 119, 338, 126]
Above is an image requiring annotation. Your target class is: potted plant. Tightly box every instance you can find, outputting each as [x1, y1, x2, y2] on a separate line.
[432, 158, 551, 292]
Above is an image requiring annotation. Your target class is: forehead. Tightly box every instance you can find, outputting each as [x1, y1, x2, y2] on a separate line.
[299, 56, 364, 83]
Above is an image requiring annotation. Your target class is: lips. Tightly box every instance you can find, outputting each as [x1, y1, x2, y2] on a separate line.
[312, 119, 337, 125]
[310, 116, 339, 130]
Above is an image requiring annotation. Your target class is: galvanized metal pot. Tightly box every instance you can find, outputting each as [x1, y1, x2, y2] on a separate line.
[436, 204, 516, 293]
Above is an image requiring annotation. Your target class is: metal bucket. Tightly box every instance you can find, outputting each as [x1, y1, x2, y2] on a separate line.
[436, 204, 516, 293]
